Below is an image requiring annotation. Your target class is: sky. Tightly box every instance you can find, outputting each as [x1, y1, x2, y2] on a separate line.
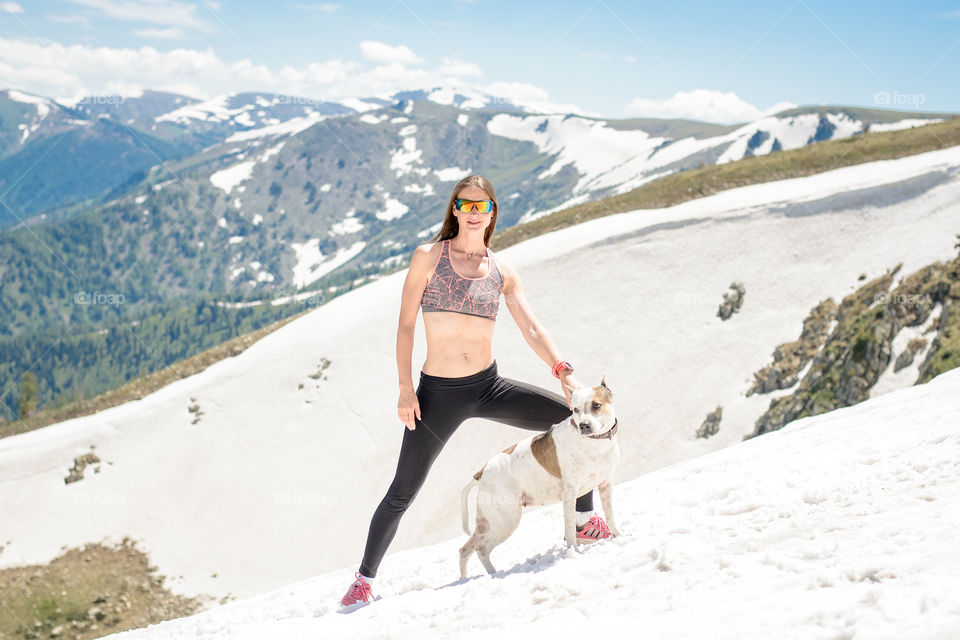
[1, 0, 958, 123]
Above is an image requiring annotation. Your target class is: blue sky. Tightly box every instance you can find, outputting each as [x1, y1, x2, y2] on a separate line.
[1, 0, 958, 122]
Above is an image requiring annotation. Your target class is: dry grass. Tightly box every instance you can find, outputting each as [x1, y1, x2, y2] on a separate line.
[0, 539, 208, 640]
[490, 117, 960, 250]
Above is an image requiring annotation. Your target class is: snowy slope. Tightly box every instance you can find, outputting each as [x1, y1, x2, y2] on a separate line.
[106, 367, 960, 640]
[1, 145, 959, 604]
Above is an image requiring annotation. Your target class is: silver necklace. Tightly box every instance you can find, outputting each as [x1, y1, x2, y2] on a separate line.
[454, 242, 483, 262]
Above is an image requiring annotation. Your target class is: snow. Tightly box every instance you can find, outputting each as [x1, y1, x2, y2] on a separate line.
[8, 89, 53, 143]
[210, 161, 256, 193]
[289, 239, 367, 288]
[338, 98, 381, 113]
[869, 302, 941, 398]
[376, 198, 409, 221]
[330, 214, 364, 236]
[259, 142, 285, 164]
[2, 144, 960, 611]
[252, 214, 263, 226]
[226, 115, 324, 142]
[457, 113, 469, 127]
[157, 94, 235, 124]
[418, 221, 442, 237]
[7, 88, 51, 119]
[389, 135, 423, 177]
[105, 367, 960, 639]
[870, 118, 945, 133]
[488, 114, 654, 188]
[403, 183, 435, 195]
[435, 166, 469, 182]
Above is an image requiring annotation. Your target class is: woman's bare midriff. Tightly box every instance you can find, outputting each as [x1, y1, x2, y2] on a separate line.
[421, 311, 496, 377]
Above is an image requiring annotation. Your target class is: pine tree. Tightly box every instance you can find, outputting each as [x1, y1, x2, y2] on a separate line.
[18, 371, 38, 419]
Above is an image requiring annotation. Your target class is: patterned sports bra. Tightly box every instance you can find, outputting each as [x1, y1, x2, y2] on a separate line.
[421, 238, 504, 320]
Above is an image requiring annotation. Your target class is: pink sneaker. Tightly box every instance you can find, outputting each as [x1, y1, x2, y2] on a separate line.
[576, 514, 612, 543]
[340, 572, 374, 607]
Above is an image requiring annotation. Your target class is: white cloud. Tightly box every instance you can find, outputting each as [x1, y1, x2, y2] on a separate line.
[438, 57, 482, 77]
[359, 40, 423, 65]
[134, 26, 187, 39]
[483, 81, 591, 115]
[64, 0, 210, 30]
[627, 89, 797, 124]
[49, 14, 93, 29]
[1, 2, 24, 13]
[0, 36, 501, 107]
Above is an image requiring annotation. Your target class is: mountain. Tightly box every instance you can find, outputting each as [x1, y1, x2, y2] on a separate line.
[107, 365, 960, 639]
[1, 143, 958, 608]
[0, 89, 195, 222]
[0, 83, 955, 423]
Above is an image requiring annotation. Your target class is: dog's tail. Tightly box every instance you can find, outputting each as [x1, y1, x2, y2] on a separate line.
[460, 476, 479, 535]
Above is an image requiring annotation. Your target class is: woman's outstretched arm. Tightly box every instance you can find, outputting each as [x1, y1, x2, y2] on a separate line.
[396, 244, 434, 429]
[498, 257, 582, 405]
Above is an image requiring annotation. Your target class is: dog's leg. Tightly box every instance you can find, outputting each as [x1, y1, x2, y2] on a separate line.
[598, 479, 619, 536]
[476, 497, 521, 575]
[459, 513, 490, 579]
[562, 483, 582, 552]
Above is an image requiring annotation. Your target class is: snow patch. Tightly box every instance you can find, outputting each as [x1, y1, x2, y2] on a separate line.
[210, 161, 256, 193]
[377, 198, 409, 221]
[290, 239, 367, 288]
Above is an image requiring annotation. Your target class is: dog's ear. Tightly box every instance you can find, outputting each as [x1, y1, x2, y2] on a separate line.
[600, 374, 611, 393]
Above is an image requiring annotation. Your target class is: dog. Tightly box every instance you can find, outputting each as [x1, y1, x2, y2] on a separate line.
[459, 376, 620, 578]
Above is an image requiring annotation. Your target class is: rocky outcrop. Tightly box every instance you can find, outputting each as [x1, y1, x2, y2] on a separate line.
[695, 406, 722, 439]
[717, 282, 745, 320]
[893, 337, 928, 372]
[65, 451, 101, 484]
[748, 254, 960, 438]
[747, 299, 838, 395]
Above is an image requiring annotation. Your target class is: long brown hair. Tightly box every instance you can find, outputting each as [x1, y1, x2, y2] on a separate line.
[431, 174, 499, 246]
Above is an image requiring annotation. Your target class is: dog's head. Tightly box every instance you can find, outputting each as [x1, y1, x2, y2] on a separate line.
[568, 375, 615, 437]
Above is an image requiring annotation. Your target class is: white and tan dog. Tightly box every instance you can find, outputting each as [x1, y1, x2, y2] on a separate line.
[459, 377, 620, 578]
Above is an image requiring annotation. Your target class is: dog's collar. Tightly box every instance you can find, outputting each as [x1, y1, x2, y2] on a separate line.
[570, 417, 618, 439]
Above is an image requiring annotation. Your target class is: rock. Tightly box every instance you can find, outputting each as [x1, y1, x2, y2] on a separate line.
[695, 406, 722, 439]
[749, 257, 960, 438]
[893, 337, 927, 372]
[717, 281, 745, 320]
[64, 451, 101, 484]
[747, 299, 838, 395]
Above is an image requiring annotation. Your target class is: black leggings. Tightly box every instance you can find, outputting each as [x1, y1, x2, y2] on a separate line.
[358, 359, 592, 577]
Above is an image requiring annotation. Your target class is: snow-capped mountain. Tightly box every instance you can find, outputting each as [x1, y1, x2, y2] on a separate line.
[2, 142, 958, 607]
[104, 365, 960, 639]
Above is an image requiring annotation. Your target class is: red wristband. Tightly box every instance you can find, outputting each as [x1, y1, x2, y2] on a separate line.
[552, 360, 573, 378]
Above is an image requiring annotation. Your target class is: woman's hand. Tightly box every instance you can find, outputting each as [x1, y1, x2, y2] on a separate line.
[398, 387, 421, 430]
[560, 373, 584, 409]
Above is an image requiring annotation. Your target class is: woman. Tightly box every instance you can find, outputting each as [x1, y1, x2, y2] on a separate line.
[340, 175, 611, 606]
